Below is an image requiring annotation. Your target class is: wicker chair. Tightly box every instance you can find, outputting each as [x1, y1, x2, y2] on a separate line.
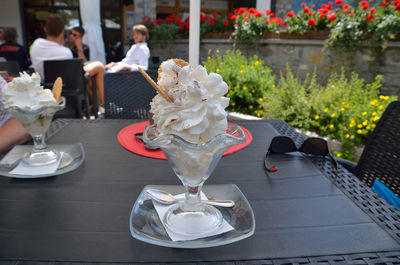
[340, 101, 400, 197]
[0, 60, 20, 76]
[104, 71, 157, 119]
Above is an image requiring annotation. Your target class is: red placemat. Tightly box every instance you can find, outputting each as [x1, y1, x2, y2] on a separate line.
[117, 121, 253, 159]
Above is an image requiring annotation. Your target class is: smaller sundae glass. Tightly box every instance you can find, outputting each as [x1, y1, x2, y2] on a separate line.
[143, 123, 246, 236]
[2, 97, 66, 166]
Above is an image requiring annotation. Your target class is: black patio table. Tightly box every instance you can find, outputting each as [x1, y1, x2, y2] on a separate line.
[1, 119, 400, 265]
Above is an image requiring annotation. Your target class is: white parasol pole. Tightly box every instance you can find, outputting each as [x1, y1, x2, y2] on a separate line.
[189, 0, 200, 67]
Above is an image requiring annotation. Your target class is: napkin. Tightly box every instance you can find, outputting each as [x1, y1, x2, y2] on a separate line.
[9, 153, 63, 175]
[152, 192, 234, 241]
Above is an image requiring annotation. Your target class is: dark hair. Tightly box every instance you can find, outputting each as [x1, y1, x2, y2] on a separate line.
[72, 26, 85, 36]
[45, 14, 65, 37]
[4, 28, 17, 43]
[132, 24, 149, 42]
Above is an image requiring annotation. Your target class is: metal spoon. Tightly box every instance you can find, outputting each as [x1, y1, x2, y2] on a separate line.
[146, 189, 235, 208]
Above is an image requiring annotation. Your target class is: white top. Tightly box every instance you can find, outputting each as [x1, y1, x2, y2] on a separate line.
[30, 38, 73, 78]
[120, 42, 150, 71]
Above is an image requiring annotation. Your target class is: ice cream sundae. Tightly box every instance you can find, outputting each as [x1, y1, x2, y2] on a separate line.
[1, 72, 65, 166]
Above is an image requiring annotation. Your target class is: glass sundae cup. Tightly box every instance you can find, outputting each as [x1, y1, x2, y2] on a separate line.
[143, 123, 246, 236]
[1, 97, 66, 166]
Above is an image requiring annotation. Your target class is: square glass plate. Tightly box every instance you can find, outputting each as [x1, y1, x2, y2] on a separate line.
[0, 143, 85, 178]
[129, 184, 255, 248]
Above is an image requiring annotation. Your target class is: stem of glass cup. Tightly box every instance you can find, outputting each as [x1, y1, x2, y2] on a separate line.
[183, 183, 204, 210]
[32, 134, 48, 152]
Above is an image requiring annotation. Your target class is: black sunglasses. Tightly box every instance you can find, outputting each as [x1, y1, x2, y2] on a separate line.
[264, 136, 338, 175]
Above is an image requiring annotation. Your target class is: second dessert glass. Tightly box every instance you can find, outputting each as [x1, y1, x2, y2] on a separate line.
[143, 123, 246, 237]
[2, 97, 66, 166]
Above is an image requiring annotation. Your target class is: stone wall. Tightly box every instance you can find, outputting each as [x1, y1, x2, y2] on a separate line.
[149, 38, 400, 97]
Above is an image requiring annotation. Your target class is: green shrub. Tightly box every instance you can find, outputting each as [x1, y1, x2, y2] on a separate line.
[262, 67, 398, 160]
[203, 50, 275, 116]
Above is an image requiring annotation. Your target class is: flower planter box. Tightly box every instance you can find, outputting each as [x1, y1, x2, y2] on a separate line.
[203, 31, 233, 39]
[277, 31, 330, 40]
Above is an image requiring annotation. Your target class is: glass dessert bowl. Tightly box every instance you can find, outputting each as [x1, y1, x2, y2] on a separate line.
[143, 123, 246, 236]
[2, 97, 66, 166]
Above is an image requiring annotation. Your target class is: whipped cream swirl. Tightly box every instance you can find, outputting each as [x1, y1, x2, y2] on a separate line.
[150, 60, 229, 144]
[2, 72, 57, 111]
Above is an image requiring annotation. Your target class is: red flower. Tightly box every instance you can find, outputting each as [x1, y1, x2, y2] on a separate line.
[342, 8, 350, 13]
[212, 13, 217, 17]
[328, 13, 337, 21]
[396, 3, 400, 11]
[335, 0, 343, 5]
[360, 1, 369, 9]
[287, 11, 295, 17]
[303, 7, 310, 12]
[350, 11, 354, 16]
[200, 14, 207, 22]
[319, 13, 326, 18]
[254, 10, 263, 17]
[369, 8, 376, 13]
[244, 16, 250, 21]
[321, 4, 327, 9]
[265, 9, 272, 15]
[231, 15, 237, 20]
[235, 7, 248, 15]
[301, 2, 307, 6]
[270, 17, 282, 25]
[223, 20, 229, 26]
[343, 4, 350, 9]
[184, 22, 189, 30]
[284, 21, 287, 26]
[308, 18, 316, 26]
[248, 7, 256, 14]
[308, 11, 314, 15]
[328, 1, 333, 6]
[270, 12, 275, 17]
[264, 18, 269, 23]
[312, 4, 316, 8]
[179, 26, 185, 31]
[209, 17, 215, 25]
[366, 14, 375, 21]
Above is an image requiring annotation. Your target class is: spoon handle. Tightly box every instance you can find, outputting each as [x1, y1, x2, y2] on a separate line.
[174, 198, 234, 207]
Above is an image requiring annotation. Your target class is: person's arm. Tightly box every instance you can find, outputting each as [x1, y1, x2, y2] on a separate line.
[0, 118, 30, 154]
[74, 37, 88, 62]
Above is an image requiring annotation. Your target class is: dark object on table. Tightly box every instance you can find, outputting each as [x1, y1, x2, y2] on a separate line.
[0, 60, 20, 76]
[338, 100, 400, 197]
[104, 70, 157, 119]
[265, 136, 337, 175]
[44, 59, 91, 119]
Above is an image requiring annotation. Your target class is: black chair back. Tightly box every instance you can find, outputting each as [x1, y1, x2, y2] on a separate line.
[354, 101, 400, 197]
[44, 59, 89, 118]
[104, 71, 157, 119]
[0, 60, 20, 76]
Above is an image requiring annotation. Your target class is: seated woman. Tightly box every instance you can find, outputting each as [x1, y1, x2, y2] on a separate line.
[0, 76, 30, 154]
[105, 24, 150, 72]
[66, 26, 105, 105]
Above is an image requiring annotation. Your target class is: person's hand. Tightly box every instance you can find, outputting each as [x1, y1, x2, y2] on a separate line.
[105, 62, 116, 70]
[112, 64, 129, 72]
[74, 36, 83, 50]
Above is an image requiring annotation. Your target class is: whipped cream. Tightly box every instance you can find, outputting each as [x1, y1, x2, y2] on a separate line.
[150, 60, 229, 144]
[2, 72, 57, 111]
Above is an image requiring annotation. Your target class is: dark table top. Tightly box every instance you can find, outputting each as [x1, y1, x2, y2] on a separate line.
[1, 119, 400, 265]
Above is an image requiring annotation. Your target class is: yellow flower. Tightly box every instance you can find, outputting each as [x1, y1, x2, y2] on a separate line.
[372, 124, 376, 129]
[379, 105, 384, 110]
[379, 95, 385, 99]
[345, 104, 350, 109]
[204, 65, 207, 69]
[219, 62, 223, 66]
[236, 84, 240, 88]
[324, 108, 328, 112]
[228, 86, 231, 90]
[370, 99, 378, 106]
[329, 124, 334, 129]
[249, 105, 253, 109]
[372, 111, 376, 116]
[254, 61, 260, 66]
[253, 110, 257, 113]
[257, 113, 261, 117]
[261, 70, 265, 73]
[272, 84, 276, 88]
[216, 49, 219, 53]
[331, 113, 336, 118]
[231, 102, 236, 106]
[259, 97, 263, 101]
[243, 86, 247, 91]
[341, 101, 346, 105]
[357, 124, 363, 128]
[263, 96, 267, 100]
[345, 134, 350, 139]
[357, 129, 363, 134]
[336, 153, 342, 158]
[340, 108, 345, 111]
[362, 120, 368, 126]
[251, 89, 255, 93]
[366, 125, 371, 130]
[259, 105, 263, 108]
[362, 112, 367, 116]
[240, 70, 244, 74]
[240, 65, 244, 68]
[373, 116, 380, 121]
[227, 93, 230, 97]
[250, 66, 254, 69]
[216, 68, 220, 73]
[207, 56, 211, 60]
[349, 120, 356, 128]
[315, 115, 320, 120]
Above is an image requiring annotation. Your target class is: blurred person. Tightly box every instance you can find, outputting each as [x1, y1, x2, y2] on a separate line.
[0, 28, 30, 71]
[30, 14, 73, 78]
[105, 24, 149, 72]
[0, 76, 30, 154]
[65, 26, 104, 105]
